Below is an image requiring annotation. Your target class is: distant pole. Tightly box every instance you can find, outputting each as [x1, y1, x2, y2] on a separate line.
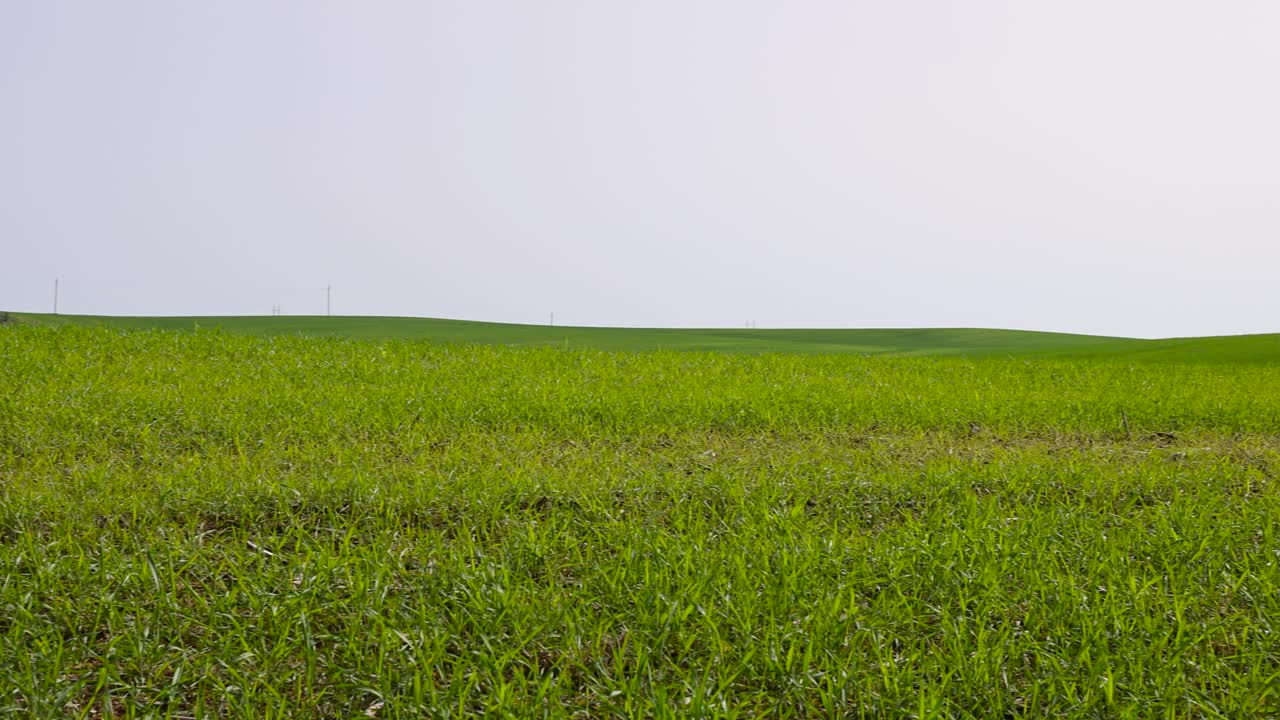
[53, 278, 59, 315]
[326, 286, 331, 316]
[550, 312, 554, 326]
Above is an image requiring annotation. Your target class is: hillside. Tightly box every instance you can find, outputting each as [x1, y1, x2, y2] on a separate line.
[7, 312, 1279, 362]
[4, 324, 1280, 716]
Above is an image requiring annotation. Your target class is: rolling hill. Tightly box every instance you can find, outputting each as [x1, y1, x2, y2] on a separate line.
[6, 312, 1279, 362]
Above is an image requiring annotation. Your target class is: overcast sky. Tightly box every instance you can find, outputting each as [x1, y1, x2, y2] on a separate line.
[2, 2, 1277, 338]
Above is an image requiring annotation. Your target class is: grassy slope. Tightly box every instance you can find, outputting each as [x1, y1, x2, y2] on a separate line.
[2, 325, 1279, 717]
[12, 312, 1279, 361]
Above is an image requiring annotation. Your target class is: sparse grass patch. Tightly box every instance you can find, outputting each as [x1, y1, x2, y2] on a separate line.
[1, 326, 1278, 718]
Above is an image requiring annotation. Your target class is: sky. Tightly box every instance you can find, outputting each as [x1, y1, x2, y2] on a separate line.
[2, 1, 1277, 339]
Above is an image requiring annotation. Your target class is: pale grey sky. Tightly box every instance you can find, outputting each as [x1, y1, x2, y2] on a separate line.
[2, 2, 1277, 338]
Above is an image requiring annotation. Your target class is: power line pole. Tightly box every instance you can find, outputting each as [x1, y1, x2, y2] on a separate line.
[326, 286, 332, 316]
[53, 278, 58, 315]
[550, 312, 554, 326]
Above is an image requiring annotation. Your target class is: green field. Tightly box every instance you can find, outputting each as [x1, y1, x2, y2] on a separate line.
[12, 312, 1280, 362]
[3, 320, 1280, 717]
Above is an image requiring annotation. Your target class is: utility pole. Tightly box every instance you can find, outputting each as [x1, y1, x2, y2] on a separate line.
[550, 312, 554, 326]
[53, 278, 59, 315]
[326, 286, 332, 316]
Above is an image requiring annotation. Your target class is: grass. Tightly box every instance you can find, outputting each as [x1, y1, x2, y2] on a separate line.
[2, 323, 1279, 717]
[12, 312, 1280, 362]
